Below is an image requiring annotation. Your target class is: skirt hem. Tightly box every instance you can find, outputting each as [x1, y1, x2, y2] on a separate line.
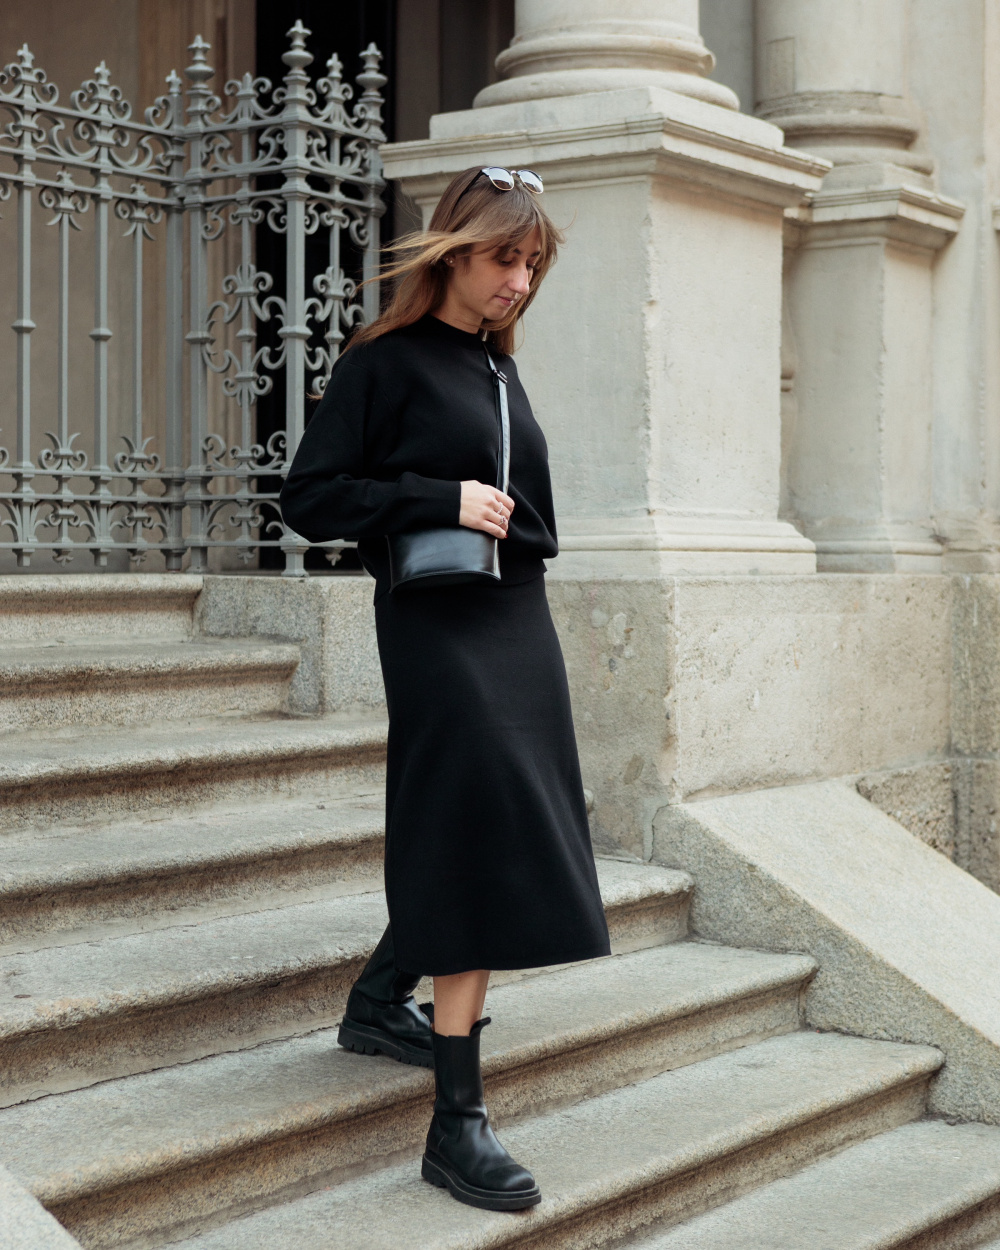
[397, 941, 613, 979]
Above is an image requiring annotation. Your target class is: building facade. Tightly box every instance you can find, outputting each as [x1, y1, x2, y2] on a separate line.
[5, 2, 1000, 1244]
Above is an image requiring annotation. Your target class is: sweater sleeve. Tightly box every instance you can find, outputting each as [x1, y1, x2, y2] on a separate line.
[279, 350, 461, 544]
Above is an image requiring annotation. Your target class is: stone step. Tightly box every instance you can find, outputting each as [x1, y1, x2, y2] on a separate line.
[2, 942, 815, 1248]
[0, 638, 301, 732]
[0, 574, 202, 642]
[165, 1031, 942, 1250]
[632, 1118, 1000, 1249]
[0, 860, 690, 1106]
[0, 713, 388, 833]
[0, 795, 385, 948]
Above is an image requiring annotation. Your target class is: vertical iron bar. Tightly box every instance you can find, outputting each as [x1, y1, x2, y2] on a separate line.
[131, 203, 143, 449]
[11, 48, 39, 567]
[13, 179, 36, 567]
[183, 36, 214, 573]
[87, 63, 119, 567]
[162, 71, 187, 571]
[278, 21, 313, 577]
[356, 44, 386, 328]
[57, 204, 70, 449]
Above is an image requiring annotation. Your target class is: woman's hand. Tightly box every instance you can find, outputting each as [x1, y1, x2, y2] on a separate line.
[459, 480, 515, 539]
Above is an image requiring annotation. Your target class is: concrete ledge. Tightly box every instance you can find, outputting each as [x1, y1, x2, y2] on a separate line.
[0, 1165, 81, 1248]
[652, 779, 1000, 1123]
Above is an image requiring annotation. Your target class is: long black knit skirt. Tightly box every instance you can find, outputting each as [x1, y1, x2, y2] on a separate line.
[374, 572, 611, 976]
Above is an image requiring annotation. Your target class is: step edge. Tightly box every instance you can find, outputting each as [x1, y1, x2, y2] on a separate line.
[5, 978, 875, 1202]
[24, 1037, 942, 1217]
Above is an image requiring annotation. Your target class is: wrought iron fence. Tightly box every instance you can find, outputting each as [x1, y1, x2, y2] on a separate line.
[0, 21, 385, 575]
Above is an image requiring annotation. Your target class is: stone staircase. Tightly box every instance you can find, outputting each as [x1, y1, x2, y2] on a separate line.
[3, 574, 1000, 1249]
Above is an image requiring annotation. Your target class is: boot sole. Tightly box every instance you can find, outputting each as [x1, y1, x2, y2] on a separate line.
[421, 1153, 542, 1211]
[337, 1019, 434, 1070]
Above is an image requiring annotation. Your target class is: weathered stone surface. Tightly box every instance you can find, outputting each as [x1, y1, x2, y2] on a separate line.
[0, 1165, 82, 1248]
[197, 574, 384, 715]
[0, 859, 688, 1105]
[2, 943, 814, 1246]
[0, 574, 202, 641]
[856, 761, 956, 859]
[171, 1032, 941, 1249]
[0, 714, 388, 832]
[653, 779, 1000, 1122]
[640, 1119, 1000, 1248]
[548, 574, 952, 858]
[0, 795, 385, 946]
[0, 637, 300, 731]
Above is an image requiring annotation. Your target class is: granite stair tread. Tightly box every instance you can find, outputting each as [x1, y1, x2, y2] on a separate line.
[0, 712, 390, 832]
[0, 860, 688, 1037]
[0, 636, 299, 682]
[633, 1118, 1000, 1249]
[1, 942, 816, 1206]
[0, 711, 389, 781]
[0, 860, 691, 1101]
[0, 573, 203, 642]
[0, 792, 385, 908]
[0, 637, 303, 731]
[0, 790, 387, 945]
[169, 1031, 943, 1250]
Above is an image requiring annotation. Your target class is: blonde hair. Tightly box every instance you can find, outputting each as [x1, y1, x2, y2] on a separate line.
[348, 166, 564, 356]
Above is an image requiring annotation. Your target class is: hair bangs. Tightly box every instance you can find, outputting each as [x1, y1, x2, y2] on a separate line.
[347, 166, 565, 357]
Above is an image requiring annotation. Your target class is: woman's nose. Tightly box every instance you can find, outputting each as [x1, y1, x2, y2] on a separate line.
[509, 266, 532, 295]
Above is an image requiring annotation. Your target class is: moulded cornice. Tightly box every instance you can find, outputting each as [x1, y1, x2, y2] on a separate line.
[381, 111, 830, 212]
[794, 182, 965, 251]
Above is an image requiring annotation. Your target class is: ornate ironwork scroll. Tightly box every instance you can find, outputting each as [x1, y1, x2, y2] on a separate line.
[0, 22, 385, 573]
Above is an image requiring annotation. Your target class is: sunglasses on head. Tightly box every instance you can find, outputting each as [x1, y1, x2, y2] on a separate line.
[475, 167, 544, 195]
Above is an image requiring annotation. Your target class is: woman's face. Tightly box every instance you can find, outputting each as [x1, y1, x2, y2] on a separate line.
[446, 227, 542, 325]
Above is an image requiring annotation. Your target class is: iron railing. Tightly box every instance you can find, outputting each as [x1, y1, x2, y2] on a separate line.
[0, 21, 385, 574]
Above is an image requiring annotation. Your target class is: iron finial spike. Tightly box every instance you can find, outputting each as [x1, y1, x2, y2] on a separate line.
[185, 34, 214, 85]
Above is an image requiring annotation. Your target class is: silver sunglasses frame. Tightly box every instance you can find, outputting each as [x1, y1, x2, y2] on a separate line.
[478, 166, 545, 194]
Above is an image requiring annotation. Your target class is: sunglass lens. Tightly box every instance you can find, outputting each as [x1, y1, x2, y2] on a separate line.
[483, 167, 515, 190]
[517, 169, 544, 194]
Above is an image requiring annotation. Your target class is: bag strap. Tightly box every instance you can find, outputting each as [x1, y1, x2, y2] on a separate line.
[483, 347, 510, 495]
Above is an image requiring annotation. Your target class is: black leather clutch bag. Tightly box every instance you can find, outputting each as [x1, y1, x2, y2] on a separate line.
[387, 346, 510, 592]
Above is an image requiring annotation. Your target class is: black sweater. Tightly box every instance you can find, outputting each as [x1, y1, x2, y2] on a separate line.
[280, 313, 559, 598]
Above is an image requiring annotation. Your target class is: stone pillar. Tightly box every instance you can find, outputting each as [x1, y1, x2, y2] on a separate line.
[757, 0, 964, 571]
[475, 0, 739, 111]
[382, 0, 826, 577]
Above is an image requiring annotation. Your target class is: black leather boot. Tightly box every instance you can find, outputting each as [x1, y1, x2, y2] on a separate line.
[421, 1018, 541, 1211]
[337, 925, 433, 1068]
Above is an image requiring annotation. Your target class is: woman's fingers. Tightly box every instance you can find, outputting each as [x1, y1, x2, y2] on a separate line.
[460, 480, 515, 536]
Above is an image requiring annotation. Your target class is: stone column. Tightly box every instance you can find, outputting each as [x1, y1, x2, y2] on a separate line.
[383, 0, 826, 578]
[757, 0, 964, 571]
[475, 0, 739, 111]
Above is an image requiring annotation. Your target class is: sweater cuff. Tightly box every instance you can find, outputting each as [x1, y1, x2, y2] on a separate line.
[407, 474, 462, 528]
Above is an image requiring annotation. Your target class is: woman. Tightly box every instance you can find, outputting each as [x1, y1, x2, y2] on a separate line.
[280, 166, 611, 1212]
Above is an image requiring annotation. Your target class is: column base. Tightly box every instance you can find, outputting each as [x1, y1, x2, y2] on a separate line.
[547, 516, 816, 578]
[807, 527, 944, 573]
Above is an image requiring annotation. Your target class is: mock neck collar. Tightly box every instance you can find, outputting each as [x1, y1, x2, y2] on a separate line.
[419, 313, 486, 349]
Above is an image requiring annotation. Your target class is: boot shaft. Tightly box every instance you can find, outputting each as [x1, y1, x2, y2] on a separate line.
[349, 923, 421, 1008]
[431, 1018, 490, 1115]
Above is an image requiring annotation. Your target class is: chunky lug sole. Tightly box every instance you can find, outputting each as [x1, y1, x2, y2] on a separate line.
[337, 1018, 434, 1069]
[421, 1152, 542, 1211]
